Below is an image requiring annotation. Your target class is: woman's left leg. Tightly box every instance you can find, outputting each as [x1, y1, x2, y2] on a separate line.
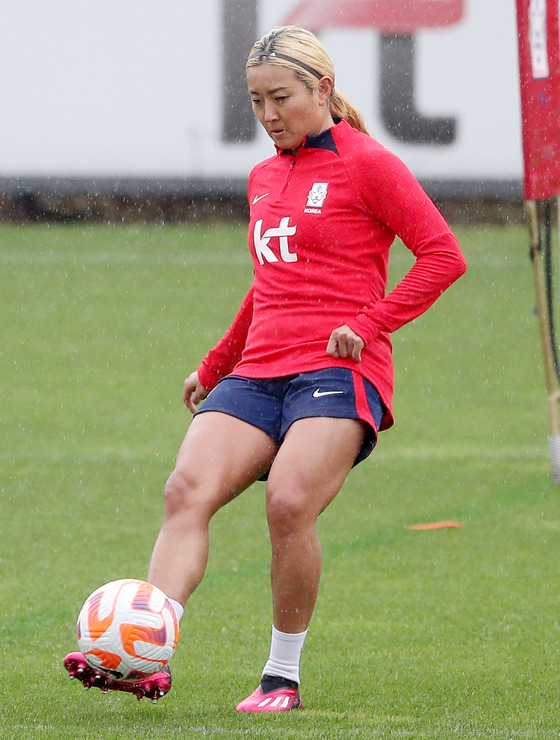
[235, 416, 365, 711]
[265, 416, 366, 634]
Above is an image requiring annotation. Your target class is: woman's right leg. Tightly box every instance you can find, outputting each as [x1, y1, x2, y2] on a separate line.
[147, 411, 278, 605]
[63, 411, 276, 701]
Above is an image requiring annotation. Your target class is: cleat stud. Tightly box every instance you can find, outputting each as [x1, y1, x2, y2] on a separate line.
[152, 698, 158, 705]
[84, 686, 91, 691]
[69, 675, 76, 680]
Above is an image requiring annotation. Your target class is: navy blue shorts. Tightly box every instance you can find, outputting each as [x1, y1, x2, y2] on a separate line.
[195, 368, 384, 467]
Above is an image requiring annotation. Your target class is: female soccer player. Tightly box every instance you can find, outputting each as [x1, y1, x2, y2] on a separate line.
[65, 25, 466, 711]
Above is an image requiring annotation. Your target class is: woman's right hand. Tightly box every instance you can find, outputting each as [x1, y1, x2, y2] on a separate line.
[183, 371, 210, 414]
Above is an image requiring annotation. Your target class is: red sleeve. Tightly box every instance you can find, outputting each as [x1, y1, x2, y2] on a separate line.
[347, 148, 467, 344]
[197, 287, 254, 390]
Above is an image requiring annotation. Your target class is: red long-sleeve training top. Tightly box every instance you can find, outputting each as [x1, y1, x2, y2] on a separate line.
[198, 119, 466, 430]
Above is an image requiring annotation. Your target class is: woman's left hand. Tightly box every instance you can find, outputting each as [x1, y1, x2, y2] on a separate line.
[326, 325, 364, 362]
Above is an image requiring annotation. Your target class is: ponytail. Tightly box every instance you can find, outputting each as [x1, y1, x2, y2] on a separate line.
[329, 90, 369, 135]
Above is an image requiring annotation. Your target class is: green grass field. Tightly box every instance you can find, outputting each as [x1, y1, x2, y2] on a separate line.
[2, 219, 560, 739]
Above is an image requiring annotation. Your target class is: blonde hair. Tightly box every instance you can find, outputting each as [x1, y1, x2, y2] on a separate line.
[246, 26, 369, 135]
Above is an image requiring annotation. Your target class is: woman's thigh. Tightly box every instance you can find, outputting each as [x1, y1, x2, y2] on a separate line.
[266, 416, 366, 518]
[171, 411, 279, 514]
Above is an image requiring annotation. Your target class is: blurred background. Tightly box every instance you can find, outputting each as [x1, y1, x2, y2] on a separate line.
[0, 0, 523, 223]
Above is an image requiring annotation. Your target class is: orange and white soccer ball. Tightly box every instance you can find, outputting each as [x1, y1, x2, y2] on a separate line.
[77, 579, 179, 681]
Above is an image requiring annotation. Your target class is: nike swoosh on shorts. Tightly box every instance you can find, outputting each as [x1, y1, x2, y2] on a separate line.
[312, 389, 344, 398]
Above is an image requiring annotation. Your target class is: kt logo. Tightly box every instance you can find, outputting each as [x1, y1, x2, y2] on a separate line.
[253, 217, 298, 265]
[222, 0, 463, 146]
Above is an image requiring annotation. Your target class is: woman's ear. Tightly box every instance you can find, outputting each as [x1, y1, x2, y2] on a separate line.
[317, 76, 334, 105]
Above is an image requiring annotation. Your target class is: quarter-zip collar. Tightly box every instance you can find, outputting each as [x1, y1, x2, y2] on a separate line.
[276, 118, 342, 157]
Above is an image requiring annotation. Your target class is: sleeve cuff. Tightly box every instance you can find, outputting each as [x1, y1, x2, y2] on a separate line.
[197, 361, 221, 392]
[347, 315, 383, 345]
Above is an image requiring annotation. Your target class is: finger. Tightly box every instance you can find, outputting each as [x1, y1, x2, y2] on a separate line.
[337, 336, 349, 358]
[351, 342, 363, 362]
[184, 386, 197, 413]
[326, 335, 340, 358]
[183, 382, 195, 408]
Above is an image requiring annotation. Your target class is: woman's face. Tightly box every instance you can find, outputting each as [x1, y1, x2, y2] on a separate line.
[247, 64, 334, 153]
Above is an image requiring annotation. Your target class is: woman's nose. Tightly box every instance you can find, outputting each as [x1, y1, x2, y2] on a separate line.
[263, 102, 279, 122]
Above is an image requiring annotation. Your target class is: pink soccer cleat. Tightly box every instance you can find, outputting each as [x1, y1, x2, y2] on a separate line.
[235, 685, 302, 712]
[63, 652, 172, 703]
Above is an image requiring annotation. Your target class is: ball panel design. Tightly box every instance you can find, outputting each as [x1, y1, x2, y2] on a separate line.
[76, 578, 179, 681]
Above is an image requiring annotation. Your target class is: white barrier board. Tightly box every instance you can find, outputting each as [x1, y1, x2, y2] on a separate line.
[0, 0, 524, 185]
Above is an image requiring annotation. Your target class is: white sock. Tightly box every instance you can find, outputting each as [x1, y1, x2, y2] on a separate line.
[168, 597, 184, 622]
[262, 625, 308, 685]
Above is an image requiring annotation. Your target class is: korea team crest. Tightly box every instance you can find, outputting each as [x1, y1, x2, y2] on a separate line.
[305, 182, 329, 213]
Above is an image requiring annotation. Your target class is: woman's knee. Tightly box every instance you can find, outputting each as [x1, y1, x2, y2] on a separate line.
[163, 466, 234, 522]
[266, 483, 313, 536]
[163, 468, 203, 517]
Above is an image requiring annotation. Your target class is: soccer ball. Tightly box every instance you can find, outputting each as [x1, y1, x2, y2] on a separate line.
[77, 578, 179, 681]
